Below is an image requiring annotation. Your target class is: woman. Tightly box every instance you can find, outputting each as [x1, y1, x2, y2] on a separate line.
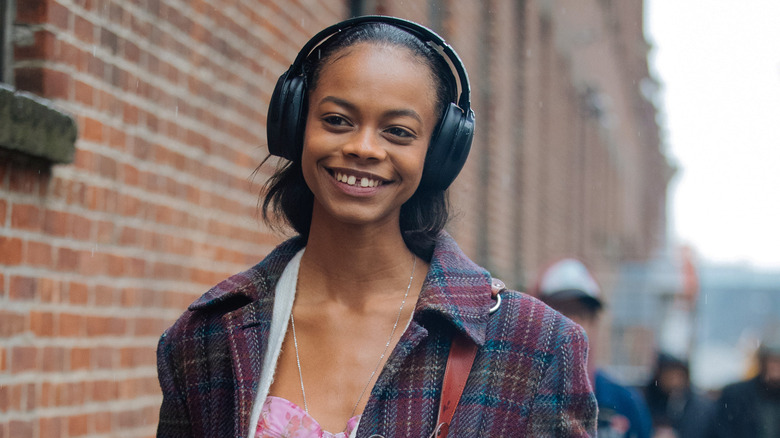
[157, 16, 596, 438]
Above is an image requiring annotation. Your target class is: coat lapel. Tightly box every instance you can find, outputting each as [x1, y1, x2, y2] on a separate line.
[225, 295, 275, 437]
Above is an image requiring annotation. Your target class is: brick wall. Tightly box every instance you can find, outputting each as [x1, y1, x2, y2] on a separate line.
[1, 0, 669, 435]
[2, 0, 346, 435]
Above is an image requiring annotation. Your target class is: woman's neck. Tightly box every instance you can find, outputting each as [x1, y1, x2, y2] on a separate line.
[299, 212, 420, 307]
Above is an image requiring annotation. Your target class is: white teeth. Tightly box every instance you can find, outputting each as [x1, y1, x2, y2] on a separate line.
[335, 172, 380, 187]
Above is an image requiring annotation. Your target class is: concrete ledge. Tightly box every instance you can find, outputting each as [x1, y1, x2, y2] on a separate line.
[0, 83, 77, 164]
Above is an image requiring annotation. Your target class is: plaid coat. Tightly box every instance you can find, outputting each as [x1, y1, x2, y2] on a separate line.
[157, 232, 597, 437]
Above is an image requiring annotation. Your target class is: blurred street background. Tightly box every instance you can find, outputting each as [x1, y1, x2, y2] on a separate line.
[1, 0, 778, 435]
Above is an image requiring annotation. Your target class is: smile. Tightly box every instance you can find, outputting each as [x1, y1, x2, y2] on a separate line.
[334, 171, 384, 188]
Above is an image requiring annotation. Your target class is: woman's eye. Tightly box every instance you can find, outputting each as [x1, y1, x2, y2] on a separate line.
[385, 126, 415, 139]
[323, 115, 349, 127]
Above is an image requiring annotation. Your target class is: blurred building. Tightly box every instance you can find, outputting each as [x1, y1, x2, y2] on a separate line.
[691, 263, 780, 390]
[0, 0, 671, 434]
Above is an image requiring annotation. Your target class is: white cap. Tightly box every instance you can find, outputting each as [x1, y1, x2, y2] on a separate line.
[538, 258, 602, 309]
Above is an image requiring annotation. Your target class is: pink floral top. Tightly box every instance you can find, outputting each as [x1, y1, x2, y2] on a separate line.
[254, 396, 360, 438]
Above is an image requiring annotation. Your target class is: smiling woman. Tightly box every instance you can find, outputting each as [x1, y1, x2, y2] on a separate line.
[156, 16, 597, 438]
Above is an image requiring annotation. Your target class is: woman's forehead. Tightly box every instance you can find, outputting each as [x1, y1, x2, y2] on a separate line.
[314, 43, 437, 95]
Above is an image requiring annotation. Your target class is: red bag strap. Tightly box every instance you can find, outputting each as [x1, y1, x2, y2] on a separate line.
[432, 278, 505, 438]
[432, 332, 478, 438]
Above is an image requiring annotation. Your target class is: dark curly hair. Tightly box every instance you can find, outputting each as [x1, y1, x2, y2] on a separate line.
[261, 22, 458, 260]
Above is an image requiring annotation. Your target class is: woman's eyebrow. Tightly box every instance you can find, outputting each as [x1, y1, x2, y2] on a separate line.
[320, 96, 423, 123]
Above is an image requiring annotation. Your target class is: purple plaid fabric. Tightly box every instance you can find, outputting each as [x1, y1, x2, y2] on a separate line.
[157, 232, 597, 437]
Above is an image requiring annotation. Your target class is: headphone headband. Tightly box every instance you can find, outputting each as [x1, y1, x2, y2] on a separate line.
[288, 15, 472, 113]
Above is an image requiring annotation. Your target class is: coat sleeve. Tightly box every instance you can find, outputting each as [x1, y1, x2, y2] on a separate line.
[528, 319, 598, 437]
[156, 328, 193, 437]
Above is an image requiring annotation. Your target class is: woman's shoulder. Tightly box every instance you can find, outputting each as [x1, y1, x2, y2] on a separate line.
[487, 288, 588, 355]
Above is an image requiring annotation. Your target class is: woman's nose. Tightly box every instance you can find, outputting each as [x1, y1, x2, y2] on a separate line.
[342, 129, 387, 160]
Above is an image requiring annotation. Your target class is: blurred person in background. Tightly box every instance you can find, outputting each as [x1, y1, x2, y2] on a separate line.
[536, 258, 654, 438]
[644, 353, 713, 438]
[706, 326, 780, 438]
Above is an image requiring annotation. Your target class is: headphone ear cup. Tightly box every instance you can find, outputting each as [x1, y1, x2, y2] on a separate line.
[267, 71, 307, 161]
[422, 103, 475, 190]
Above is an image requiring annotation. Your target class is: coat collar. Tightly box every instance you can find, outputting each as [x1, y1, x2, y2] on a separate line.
[189, 231, 493, 345]
[414, 232, 493, 346]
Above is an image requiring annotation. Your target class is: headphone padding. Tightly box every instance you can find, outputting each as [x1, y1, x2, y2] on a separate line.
[267, 71, 307, 161]
[422, 104, 475, 190]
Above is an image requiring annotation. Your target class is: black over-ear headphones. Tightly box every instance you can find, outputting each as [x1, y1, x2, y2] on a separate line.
[266, 15, 475, 191]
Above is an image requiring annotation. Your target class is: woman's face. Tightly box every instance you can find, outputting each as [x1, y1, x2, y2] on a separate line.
[301, 42, 439, 229]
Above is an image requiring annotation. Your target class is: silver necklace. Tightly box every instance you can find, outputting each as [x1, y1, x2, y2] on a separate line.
[290, 255, 417, 419]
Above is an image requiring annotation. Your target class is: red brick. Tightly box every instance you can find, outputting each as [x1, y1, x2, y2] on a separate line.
[58, 313, 84, 337]
[24, 382, 36, 410]
[78, 249, 107, 275]
[25, 240, 53, 266]
[0, 236, 23, 265]
[39, 278, 62, 303]
[40, 381, 54, 407]
[0, 311, 26, 337]
[0, 198, 7, 224]
[74, 15, 94, 44]
[56, 247, 79, 271]
[42, 346, 67, 372]
[134, 317, 167, 337]
[39, 416, 65, 438]
[91, 379, 117, 401]
[11, 346, 39, 372]
[68, 282, 89, 305]
[93, 411, 112, 433]
[96, 220, 114, 243]
[86, 316, 126, 337]
[98, 89, 117, 113]
[43, 209, 71, 237]
[71, 214, 92, 240]
[125, 40, 140, 63]
[91, 347, 116, 369]
[0, 348, 5, 372]
[5, 384, 22, 411]
[74, 80, 94, 105]
[70, 347, 90, 370]
[14, 67, 44, 94]
[43, 68, 70, 99]
[11, 203, 42, 230]
[8, 421, 33, 438]
[109, 126, 127, 150]
[81, 117, 103, 142]
[120, 346, 156, 368]
[87, 54, 104, 78]
[58, 40, 80, 66]
[9, 167, 40, 193]
[127, 257, 146, 277]
[30, 311, 55, 337]
[9, 276, 36, 301]
[118, 193, 140, 216]
[96, 154, 118, 179]
[122, 164, 139, 186]
[123, 102, 139, 124]
[100, 27, 119, 54]
[68, 414, 88, 436]
[16, 0, 47, 23]
[93, 284, 115, 306]
[48, 2, 71, 30]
